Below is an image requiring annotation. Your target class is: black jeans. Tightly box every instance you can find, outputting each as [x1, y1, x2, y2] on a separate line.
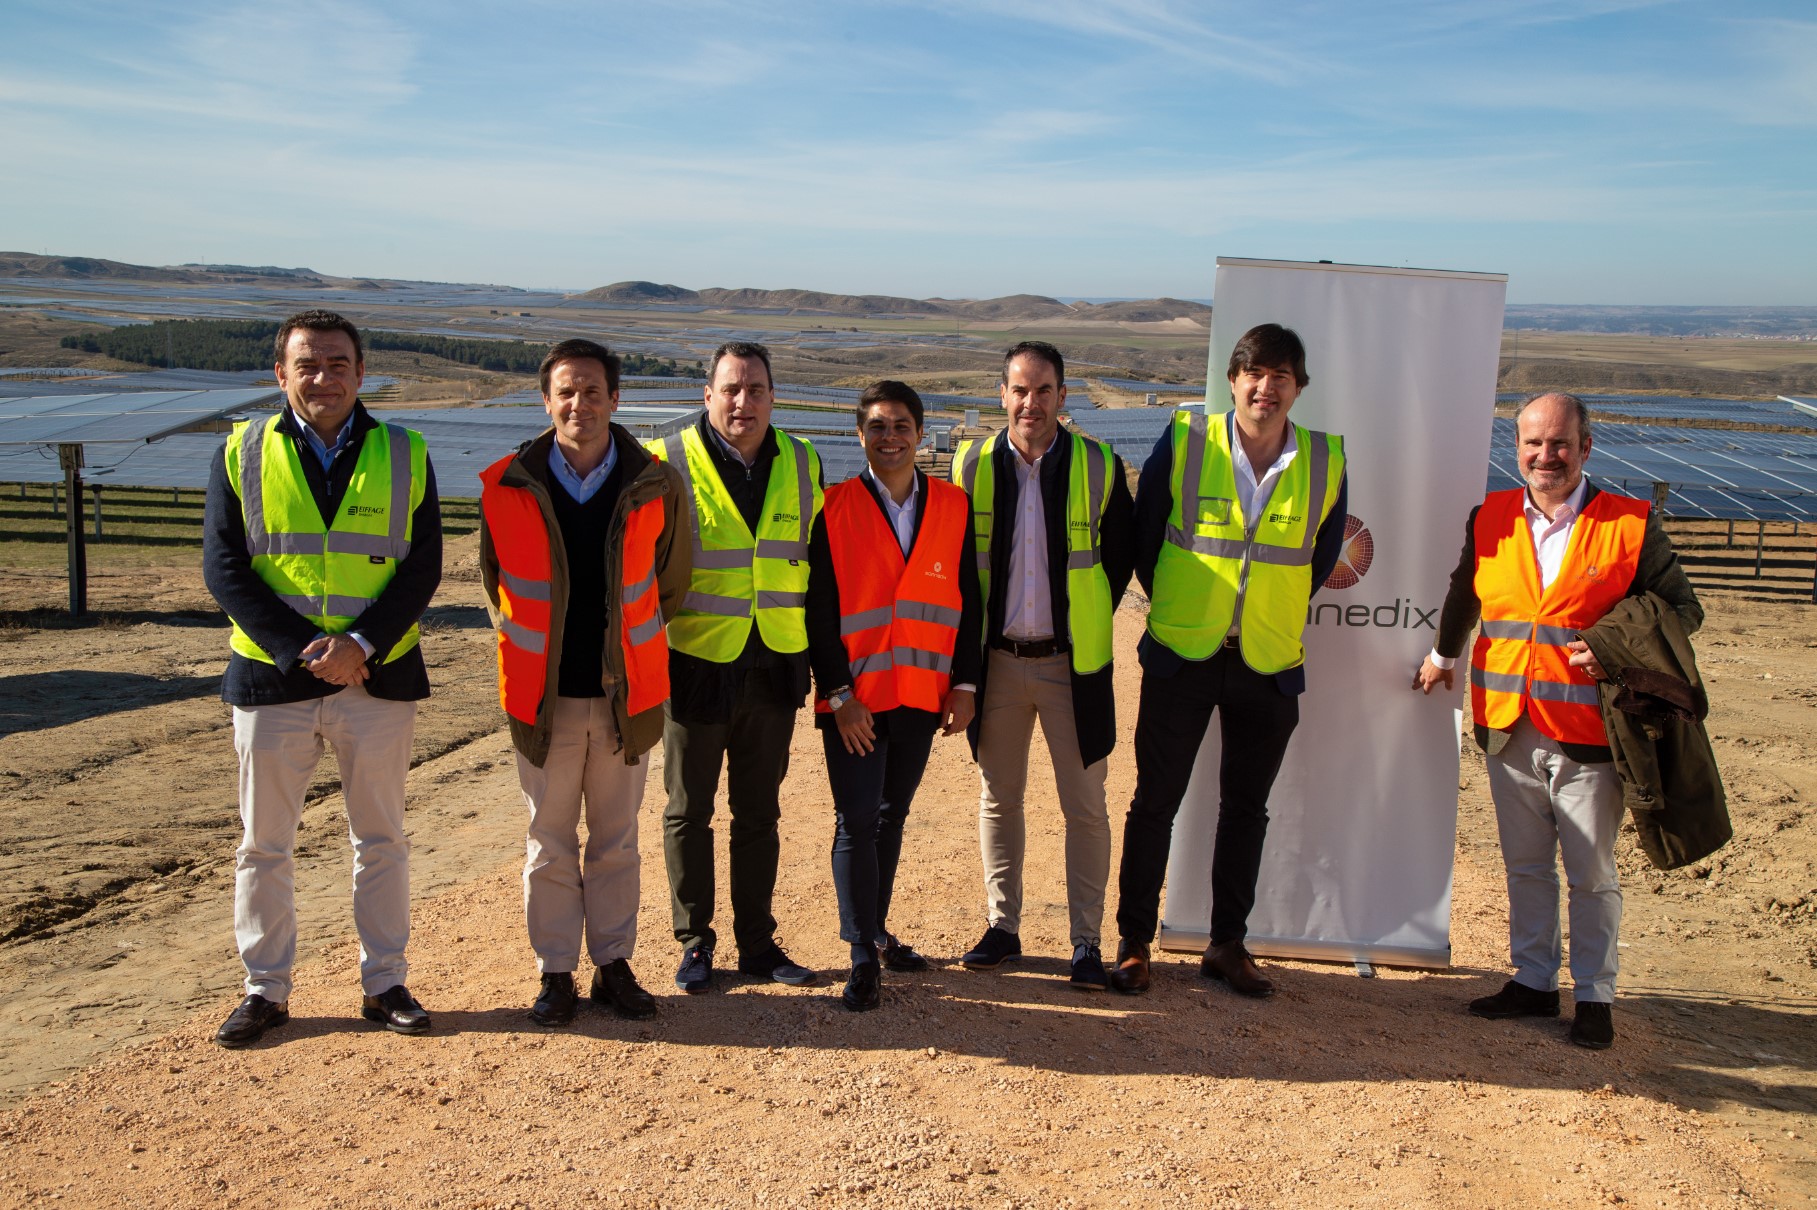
[821, 718, 936, 949]
[1115, 646, 1299, 946]
[661, 671, 797, 956]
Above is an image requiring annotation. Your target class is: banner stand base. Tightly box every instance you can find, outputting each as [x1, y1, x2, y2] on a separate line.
[1158, 926, 1451, 971]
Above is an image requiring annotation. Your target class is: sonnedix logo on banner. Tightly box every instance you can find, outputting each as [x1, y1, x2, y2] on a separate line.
[1308, 515, 1439, 631]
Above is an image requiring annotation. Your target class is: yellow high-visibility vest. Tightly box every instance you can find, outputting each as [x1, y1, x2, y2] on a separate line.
[951, 430, 1115, 674]
[646, 425, 822, 660]
[224, 413, 427, 664]
[1148, 410, 1345, 671]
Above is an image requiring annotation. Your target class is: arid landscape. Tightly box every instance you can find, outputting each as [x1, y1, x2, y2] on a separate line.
[1, 262, 1815, 1205]
[0, 522, 1811, 1208]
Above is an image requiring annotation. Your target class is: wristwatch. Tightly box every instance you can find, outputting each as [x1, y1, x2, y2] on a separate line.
[827, 686, 854, 711]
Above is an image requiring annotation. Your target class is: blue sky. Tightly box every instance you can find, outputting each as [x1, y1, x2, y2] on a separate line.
[3, 0, 1813, 303]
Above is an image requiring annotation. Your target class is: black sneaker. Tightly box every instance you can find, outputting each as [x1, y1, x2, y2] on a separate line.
[1569, 1001, 1615, 1049]
[215, 993, 289, 1048]
[1468, 979, 1561, 1019]
[675, 946, 714, 994]
[737, 944, 818, 986]
[960, 926, 1022, 970]
[529, 972, 578, 1027]
[1069, 943, 1108, 991]
[591, 959, 657, 1020]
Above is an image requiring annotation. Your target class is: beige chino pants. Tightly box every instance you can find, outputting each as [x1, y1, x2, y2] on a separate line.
[975, 648, 1110, 947]
[516, 696, 648, 972]
[232, 683, 417, 1002]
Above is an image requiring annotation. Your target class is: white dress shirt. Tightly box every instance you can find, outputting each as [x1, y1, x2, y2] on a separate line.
[1228, 419, 1298, 638]
[1430, 476, 1589, 671]
[1002, 434, 1056, 641]
[862, 466, 918, 557]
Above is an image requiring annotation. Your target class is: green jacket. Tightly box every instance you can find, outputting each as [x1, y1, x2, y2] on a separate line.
[1581, 592, 1730, 870]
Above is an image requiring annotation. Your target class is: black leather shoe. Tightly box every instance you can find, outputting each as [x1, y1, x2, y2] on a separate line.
[876, 932, 930, 972]
[360, 985, 431, 1035]
[1201, 941, 1275, 998]
[591, 959, 657, 1020]
[842, 961, 881, 1012]
[737, 945, 818, 986]
[1569, 1001, 1615, 1049]
[675, 946, 714, 994]
[1468, 979, 1561, 1020]
[960, 926, 1021, 970]
[1108, 939, 1151, 995]
[1070, 943, 1108, 991]
[529, 972, 578, 1027]
[215, 993, 288, 1048]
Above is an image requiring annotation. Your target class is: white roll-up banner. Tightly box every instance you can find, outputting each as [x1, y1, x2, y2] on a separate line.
[1157, 257, 1507, 968]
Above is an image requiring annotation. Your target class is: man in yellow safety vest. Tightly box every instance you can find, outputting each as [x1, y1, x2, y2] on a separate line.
[204, 310, 441, 1047]
[1109, 323, 1348, 999]
[647, 341, 824, 993]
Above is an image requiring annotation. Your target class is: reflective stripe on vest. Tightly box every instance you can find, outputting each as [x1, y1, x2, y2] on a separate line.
[224, 413, 426, 665]
[646, 426, 821, 660]
[478, 453, 673, 726]
[1468, 487, 1647, 746]
[1147, 410, 1346, 670]
[950, 430, 1115, 674]
[816, 475, 967, 715]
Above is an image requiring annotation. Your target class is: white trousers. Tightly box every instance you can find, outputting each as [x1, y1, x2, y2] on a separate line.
[515, 696, 648, 972]
[232, 684, 417, 1002]
[975, 648, 1110, 947]
[1486, 715, 1625, 1004]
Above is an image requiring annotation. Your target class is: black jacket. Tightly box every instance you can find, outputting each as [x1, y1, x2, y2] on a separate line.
[1131, 414, 1349, 695]
[1433, 480, 1702, 762]
[1581, 592, 1730, 870]
[966, 430, 1136, 768]
[806, 470, 984, 737]
[203, 402, 442, 707]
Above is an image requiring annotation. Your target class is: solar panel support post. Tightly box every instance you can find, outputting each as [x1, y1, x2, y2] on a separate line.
[91, 486, 103, 540]
[57, 443, 87, 618]
[1756, 522, 1765, 579]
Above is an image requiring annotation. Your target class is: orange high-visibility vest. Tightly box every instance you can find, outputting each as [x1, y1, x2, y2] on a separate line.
[817, 475, 967, 715]
[1469, 487, 1648, 746]
[479, 455, 670, 725]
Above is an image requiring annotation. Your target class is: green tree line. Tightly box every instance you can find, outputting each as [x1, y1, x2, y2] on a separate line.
[61, 319, 703, 378]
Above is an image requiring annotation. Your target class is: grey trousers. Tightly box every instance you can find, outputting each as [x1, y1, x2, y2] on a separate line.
[1486, 715, 1626, 1004]
[515, 696, 647, 972]
[231, 684, 417, 1002]
[975, 648, 1110, 947]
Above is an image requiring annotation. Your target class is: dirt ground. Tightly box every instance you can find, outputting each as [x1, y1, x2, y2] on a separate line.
[0, 534, 1812, 1208]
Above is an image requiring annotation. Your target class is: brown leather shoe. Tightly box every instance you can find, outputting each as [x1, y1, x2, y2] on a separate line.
[1107, 939, 1151, 995]
[1200, 941, 1274, 998]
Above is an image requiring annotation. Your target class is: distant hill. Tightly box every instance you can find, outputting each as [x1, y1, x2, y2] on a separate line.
[0, 252, 378, 289]
[576, 282, 1174, 322]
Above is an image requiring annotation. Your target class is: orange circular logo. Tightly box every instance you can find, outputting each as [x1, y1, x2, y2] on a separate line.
[1325, 515, 1373, 590]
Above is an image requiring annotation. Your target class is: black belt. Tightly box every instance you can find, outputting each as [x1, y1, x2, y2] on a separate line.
[993, 636, 1060, 659]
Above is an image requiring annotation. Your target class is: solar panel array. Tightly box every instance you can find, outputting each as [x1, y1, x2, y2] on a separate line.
[1096, 377, 1204, 395]
[1487, 416, 1817, 520]
[1497, 392, 1817, 428]
[1065, 406, 1177, 467]
[0, 368, 397, 398]
[0, 389, 282, 445]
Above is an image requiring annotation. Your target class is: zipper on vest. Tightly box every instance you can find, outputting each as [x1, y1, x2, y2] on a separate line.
[1229, 517, 1261, 637]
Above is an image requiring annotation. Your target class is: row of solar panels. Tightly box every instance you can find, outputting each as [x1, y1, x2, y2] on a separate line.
[1495, 392, 1817, 429]
[0, 369, 399, 398]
